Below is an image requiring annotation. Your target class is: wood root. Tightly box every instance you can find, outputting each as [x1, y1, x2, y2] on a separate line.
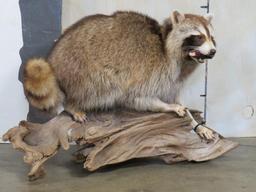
[3, 110, 238, 181]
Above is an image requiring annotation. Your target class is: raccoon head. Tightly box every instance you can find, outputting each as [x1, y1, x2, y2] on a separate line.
[166, 11, 216, 64]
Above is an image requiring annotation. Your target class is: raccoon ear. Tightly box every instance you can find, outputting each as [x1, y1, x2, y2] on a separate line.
[204, 13, 214, 23]
[171, 10, 185, 25]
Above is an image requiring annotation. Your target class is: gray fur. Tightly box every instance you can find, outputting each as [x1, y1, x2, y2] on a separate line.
[24, 11, 215, 120]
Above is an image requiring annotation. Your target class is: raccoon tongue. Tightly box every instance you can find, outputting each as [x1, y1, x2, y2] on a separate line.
[189, 51, 197, 57]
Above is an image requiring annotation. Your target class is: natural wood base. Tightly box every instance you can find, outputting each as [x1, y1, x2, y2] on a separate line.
[3, 110, 238, 181]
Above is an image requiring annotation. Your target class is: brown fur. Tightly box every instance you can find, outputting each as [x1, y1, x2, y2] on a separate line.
[24, 58, 63, 110]
[185, 14, 211, 37]
[24, 11, 215, 120]
[48, 11, 167, 112]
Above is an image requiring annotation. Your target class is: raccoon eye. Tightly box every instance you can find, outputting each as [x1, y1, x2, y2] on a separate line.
[196, 35, 203, 40]
[193, 35, 204, 41]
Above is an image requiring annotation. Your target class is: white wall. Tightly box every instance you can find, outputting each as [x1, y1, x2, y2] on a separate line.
[0, 0, 28, 142]
[63, 0, 256, 137]
[0, 1, 255, 141]
[207, 1, 256, 137]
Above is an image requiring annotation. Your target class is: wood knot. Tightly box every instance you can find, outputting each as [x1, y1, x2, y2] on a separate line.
[88, 127, 97, 136]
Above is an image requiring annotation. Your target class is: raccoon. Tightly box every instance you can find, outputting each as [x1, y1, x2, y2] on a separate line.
[23, 10, 216, 122]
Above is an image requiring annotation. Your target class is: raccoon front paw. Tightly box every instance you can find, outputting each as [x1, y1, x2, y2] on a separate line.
[195, 125, 215, 141]
[169, 104, 186, 117]
[72, 112, 87, 123]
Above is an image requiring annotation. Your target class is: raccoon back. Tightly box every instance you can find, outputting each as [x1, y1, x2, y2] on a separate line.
[48, 11, 167, 89]
[46, 11, 172, 110]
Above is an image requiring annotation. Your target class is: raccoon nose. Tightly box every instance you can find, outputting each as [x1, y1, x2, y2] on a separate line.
[208, 49, 216, 57]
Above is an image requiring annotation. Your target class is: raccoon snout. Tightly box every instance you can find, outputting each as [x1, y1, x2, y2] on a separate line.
[207, 49, 216, 58]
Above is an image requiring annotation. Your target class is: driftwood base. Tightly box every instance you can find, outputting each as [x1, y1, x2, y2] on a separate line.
[3, 110, 238, 181]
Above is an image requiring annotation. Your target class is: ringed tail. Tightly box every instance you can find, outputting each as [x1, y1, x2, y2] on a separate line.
[23, 58, 63, 111]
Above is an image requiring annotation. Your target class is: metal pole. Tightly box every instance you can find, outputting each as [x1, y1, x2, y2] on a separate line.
[19, 0, 62, 123]
[200, 0, 210, 122]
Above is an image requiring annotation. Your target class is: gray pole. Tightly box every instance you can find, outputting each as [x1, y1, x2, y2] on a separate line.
[19, 0, 62, 123]
[200, 0, 210, 122]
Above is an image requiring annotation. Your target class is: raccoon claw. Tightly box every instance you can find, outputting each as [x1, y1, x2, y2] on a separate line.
[72, 112, 87, 123]
[169, 104, 186, 117]
[195, 125, 215, 141]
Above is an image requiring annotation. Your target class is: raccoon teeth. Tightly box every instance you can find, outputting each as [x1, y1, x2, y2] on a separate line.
[189, 51, 196, 57]
[198, 58, 204, 63]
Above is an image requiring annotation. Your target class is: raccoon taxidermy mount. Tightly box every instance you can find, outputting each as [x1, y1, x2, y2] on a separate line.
[24, 10, 216, 122]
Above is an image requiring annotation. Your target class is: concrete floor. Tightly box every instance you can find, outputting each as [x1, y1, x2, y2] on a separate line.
[0, 138, 255, 192]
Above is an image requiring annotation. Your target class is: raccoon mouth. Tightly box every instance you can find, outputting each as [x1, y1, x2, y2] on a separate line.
[188, 50, 207, 63]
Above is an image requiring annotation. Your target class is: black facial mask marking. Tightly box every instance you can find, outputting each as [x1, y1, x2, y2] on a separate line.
[182, 34, 206, 48]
